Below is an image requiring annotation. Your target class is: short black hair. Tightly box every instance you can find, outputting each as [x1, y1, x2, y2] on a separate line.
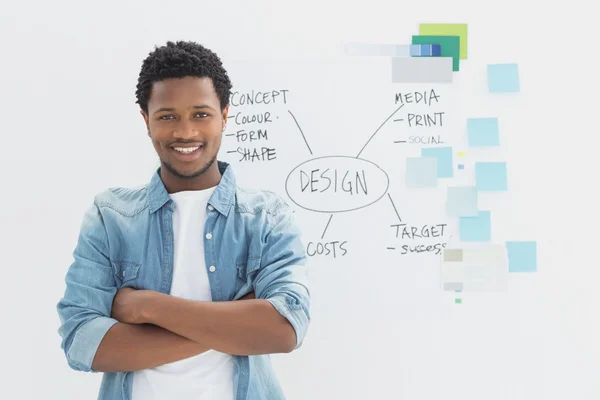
[135, 40, 233, 114]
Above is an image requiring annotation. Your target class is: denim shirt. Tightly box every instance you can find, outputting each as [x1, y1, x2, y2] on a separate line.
[56, 161, 310, 400]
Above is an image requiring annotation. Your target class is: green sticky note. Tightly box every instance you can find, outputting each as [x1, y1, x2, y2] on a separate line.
[412, 35, 460, 71]
[419, 23, 468, 59]
[455, 298, 462, 304]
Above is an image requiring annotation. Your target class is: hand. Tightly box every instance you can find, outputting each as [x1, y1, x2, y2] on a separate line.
[111, 287, 154, 324]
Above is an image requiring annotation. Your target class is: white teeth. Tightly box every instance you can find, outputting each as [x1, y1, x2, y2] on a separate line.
[174, 146, 200, 154]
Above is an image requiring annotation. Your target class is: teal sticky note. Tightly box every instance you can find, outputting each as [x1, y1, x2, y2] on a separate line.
[421, 146, 453, 178]
[506, 241, 537, 272]
[475, 162, 507, 191]
[459, 210, 491, 241]
[467, 118, 500, 147]
[406, 157, 437, 188]
[446, 186, 478, 217]
[488, 63, 520, 93]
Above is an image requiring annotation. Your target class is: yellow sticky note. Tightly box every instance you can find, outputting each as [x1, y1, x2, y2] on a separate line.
[458, 151, 466, 157]
[419, 23, 468, 59]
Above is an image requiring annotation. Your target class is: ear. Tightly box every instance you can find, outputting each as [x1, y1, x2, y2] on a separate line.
[221, 104, 230, 127]
[140, 109, 150, 136]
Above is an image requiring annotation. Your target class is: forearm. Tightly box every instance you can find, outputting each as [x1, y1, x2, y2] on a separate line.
[144, 294, 296, 356]
[91, 322, 210, 372]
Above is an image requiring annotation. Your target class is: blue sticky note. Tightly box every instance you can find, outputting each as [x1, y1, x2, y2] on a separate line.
[488, 63, 520, 93]
[458, 164, 465, 170]
[421, 147, 453, 178]
[475, 162, 507, 191]
[459, 210, 491, 241]
[406, 157, 438, 187]
[506, 241, 537, 272]
[446, 186, 478, 217]
[432, 44, 441, 56]
[467, 117, 500, 147]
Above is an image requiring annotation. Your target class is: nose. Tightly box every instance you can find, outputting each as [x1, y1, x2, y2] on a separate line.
[173, 119, 197, 139]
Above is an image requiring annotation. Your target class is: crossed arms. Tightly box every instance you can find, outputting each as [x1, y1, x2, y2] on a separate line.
[56, 201, 310, 373]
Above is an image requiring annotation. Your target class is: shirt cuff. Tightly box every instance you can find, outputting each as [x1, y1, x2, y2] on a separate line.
[266, 295, 309, 350]
[67, 316, 119, 372]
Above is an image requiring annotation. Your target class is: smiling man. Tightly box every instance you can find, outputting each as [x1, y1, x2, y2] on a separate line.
[56, 41, 310, 400]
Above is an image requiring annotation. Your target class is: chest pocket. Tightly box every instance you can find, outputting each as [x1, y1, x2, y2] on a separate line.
[112, 260, 141, 288]
[236, 257, 261, 282]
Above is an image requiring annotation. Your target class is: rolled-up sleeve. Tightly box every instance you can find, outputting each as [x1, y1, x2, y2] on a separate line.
[56, 200, 119, 372]
[254, 200, 310, 350]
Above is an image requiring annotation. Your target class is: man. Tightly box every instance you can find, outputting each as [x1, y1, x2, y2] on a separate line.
[56, 40, 310, 400]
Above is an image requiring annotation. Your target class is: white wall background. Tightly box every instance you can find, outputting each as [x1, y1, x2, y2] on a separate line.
[1, 1, 599, 399]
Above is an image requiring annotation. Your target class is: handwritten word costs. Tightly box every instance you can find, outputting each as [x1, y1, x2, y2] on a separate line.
[307, 240, 348, 258]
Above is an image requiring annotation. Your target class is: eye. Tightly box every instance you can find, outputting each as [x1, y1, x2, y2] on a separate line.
[159, 115, 174, 121]
[195, 112, 209, 118]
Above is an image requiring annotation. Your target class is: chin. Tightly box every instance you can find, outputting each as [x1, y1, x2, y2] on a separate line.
[163, 158, 215, 179]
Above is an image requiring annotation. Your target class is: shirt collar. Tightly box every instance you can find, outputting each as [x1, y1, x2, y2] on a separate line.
[147, 160, 235, 216]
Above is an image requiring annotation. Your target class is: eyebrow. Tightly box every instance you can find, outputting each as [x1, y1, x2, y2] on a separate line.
[153, 105, 214, 115]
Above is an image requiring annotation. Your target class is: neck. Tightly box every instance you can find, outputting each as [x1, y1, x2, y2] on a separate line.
[161, 162, 222, 193]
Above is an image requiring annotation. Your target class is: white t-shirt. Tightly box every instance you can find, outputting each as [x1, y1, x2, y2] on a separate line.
[132, 186, 236, 400]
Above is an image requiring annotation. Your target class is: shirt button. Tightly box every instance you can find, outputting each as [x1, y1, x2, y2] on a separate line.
[206, 233, 212, 239]
[208, 205, 214, 211]
[209, 265, 216, 272]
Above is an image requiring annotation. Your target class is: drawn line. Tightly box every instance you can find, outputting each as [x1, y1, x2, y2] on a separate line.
[356, 104, 404, 158]
[226, 150, 237, 154]
[387, 247, 396, 250]
[394, 140, 407, 143]
[288, 110, 313, 155]
[387, 193, 402, 223]
[321, 214, 333, 239]
[393, 119, 404, 122]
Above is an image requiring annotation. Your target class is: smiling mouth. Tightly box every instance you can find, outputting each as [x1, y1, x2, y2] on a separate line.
[170, 144, 203, 160]
[173, 146, 201, 154]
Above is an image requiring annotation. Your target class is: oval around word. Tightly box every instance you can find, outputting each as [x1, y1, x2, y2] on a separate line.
[285, 156, 389, 213]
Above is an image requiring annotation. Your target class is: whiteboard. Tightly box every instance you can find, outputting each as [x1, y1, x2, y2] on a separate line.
[2, 1, 599, 399]
[220, 57, 555, 400]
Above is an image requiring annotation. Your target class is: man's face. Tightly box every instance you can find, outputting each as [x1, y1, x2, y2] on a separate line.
[142, 76, 228, 179]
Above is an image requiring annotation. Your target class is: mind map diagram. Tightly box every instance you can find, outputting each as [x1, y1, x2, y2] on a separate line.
[221, 23, 537, 300]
